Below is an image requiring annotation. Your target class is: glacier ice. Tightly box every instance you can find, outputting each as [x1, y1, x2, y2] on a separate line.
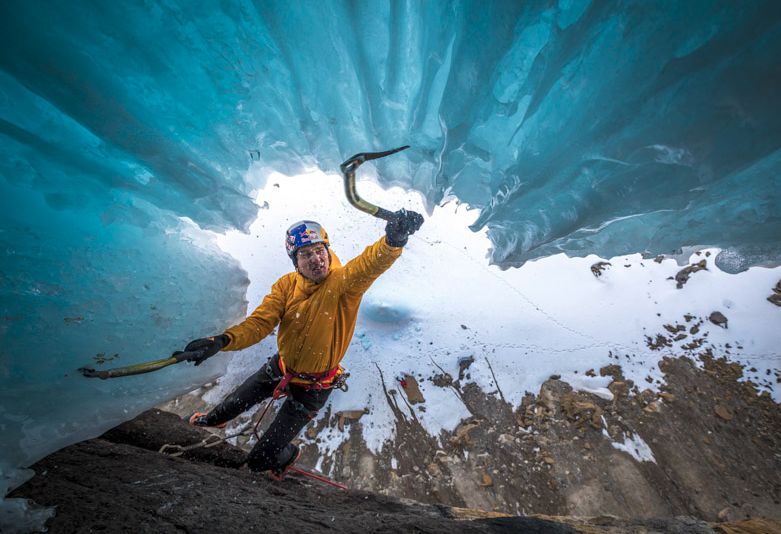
[3, 1, 778, 270]
[1, 1, 781, 529]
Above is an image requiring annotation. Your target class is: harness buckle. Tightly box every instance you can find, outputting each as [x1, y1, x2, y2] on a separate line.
[332, 371, 350, 392]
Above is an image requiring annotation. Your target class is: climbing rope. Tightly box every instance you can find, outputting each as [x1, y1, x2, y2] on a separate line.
[159, 428, 246, 457]
[159, 394, 348, 490]
[159, 418, 262, 458]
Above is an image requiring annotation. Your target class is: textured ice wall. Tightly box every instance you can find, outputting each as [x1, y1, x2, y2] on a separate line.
[0, 174, 250, 468]
[0, 168, 250, 529]
[2, 1, 779, 269]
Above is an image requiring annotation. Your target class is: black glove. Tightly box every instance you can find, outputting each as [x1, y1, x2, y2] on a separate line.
[385, 209, 424, 247]
[174, 334, 229, 366]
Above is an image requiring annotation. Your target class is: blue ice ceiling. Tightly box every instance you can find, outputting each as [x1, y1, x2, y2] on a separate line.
[1, 0, 780, 491]
[3, 1, 781, 267]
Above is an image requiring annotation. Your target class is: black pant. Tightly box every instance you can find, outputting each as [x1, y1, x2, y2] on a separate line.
[207, 354, 332, 472]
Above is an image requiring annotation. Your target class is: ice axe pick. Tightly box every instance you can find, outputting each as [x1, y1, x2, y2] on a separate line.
[340, 145, 409, 221]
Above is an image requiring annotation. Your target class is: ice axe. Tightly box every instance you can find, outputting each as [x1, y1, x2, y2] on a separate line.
[78, 349, 205, 379]
[340, 145, 409, 221]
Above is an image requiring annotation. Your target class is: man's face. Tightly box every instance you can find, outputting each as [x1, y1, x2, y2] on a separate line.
[296, 243, 330, 283]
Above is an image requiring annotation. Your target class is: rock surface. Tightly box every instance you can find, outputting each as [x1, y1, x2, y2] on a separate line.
[290, 356, 781, 523]
[11, 409, 781, 533]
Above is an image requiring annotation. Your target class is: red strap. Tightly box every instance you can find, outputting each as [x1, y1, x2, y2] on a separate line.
[288, 466, 348, 490]
[293, 367, 340, 387]
[272, 368, 339, 398]
[273, 372, 294, 400]
[276, 355, 341, 392]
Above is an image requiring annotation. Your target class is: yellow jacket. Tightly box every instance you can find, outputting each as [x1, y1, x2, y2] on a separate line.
[223, 236, 403, 383]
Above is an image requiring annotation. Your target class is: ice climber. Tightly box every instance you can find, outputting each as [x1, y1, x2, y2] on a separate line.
[177, 212, 424, 478]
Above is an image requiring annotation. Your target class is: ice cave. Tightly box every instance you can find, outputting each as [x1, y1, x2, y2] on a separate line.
[1, 1, 780, 530]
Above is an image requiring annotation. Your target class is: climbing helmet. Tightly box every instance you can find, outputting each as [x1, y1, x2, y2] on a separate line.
[285, 220, 329, 262]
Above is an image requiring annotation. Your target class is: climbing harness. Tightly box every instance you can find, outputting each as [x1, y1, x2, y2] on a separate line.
[274, 355, 350, 395]
[340, 145, 410, 222]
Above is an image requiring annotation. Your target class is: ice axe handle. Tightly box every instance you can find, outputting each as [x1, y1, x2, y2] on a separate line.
[78, 350, 205, 379]
[373, 207, 397, 222]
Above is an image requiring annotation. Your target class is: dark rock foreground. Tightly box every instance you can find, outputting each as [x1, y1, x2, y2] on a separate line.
[10, 410, 781, 533]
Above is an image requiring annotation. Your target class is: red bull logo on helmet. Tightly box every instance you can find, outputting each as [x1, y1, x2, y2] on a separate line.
[285, 220, 329, 258]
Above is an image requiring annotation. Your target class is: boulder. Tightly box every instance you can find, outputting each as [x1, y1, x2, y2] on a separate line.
[709, 311, 728, 329]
